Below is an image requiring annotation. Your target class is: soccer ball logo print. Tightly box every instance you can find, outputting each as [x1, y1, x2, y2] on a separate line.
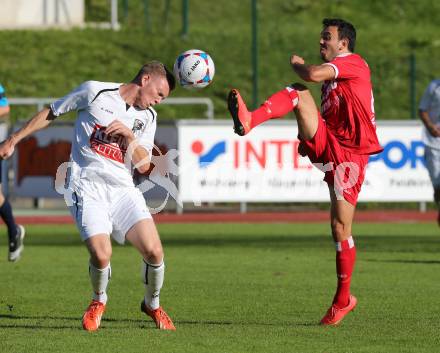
[173, 49, 215, 89]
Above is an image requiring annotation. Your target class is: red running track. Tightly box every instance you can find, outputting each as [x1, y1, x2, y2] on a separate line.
[9, 210, 439, 225]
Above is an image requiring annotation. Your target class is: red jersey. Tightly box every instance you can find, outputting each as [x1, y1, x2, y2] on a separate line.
[321, 53, 383, 155]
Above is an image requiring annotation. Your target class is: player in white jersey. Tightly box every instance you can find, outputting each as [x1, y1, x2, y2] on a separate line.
[419, 79, 440, 226]
[0, 61, 177, 331]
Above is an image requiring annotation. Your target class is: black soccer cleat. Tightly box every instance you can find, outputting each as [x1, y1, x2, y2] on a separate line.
[8, 225, 25, 262]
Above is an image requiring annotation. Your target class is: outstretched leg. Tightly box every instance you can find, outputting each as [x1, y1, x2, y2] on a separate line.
[228, 85, 302, 135]
[227, 83, 319, 140]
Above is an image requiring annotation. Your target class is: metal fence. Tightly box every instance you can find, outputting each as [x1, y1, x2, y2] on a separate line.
[8, 97, 215, 120]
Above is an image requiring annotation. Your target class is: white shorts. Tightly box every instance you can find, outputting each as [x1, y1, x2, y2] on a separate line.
[425, 146, 440, 188]
[69, 181, 152, 244]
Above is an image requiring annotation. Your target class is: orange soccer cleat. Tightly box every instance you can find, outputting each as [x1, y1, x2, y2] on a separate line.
[227, 89, 252, 136]
[320, 295, 357, 326]
[82, 300, 106, 331]
[141, 301, 176, 330]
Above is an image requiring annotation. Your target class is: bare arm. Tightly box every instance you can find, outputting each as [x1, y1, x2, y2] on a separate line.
[127, 140, 151, 174]
[0, 107, 56, 159]
[290, 55, 336, 82]
[105, 120, 151, 173]
[419, 109, 440, 137]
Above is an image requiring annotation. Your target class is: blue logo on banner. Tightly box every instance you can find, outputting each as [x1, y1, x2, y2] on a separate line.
[369, 140, 425, 169]
[191, 140, 227, 167]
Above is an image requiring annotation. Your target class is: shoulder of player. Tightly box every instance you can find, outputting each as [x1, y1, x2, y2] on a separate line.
[331, 53, 366, 65]
[145, 106, 157, 122]
[85, 81, 121, 103]
[332, 53, 371, 80]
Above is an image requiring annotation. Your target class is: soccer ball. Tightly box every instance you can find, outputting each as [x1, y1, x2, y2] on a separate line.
[173, 49, 215, 89]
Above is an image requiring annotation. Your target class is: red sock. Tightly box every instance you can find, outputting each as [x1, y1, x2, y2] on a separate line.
[250, 87, 299, 128]
[333, 236, 356, 309]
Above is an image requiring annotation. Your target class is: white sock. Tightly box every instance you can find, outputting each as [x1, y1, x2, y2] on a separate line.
[89, 262, 111, 304]
[142, 259, 164, 310]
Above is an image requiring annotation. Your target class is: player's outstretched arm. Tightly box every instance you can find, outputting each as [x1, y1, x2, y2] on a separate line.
[291, 55, 336, 83]
[0, 107, 55, 159]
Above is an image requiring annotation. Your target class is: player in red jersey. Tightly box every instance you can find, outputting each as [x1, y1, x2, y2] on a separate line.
[228, 18, 383, 325]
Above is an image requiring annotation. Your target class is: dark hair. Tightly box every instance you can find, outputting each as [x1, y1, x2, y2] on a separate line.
[135, 61, 176, 91]
[322, 18, 356, 52]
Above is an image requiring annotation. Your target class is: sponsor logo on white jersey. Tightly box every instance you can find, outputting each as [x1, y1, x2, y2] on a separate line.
[90, 124, 127, 163]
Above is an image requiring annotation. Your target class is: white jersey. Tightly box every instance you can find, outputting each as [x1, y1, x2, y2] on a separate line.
[419, 79, 440, 149]
[51, 80, 157, 187]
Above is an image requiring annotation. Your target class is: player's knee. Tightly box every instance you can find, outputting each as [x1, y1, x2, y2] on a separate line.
[296, 88, 314, 105]
[90, 246, 112, 267]
[290, 82, 309, 92]
[143, 243, 164, 264]
[331, 220, 350, 240]
[290, 83, 315, 113]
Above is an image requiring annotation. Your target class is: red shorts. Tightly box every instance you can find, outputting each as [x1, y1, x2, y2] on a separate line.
[301, 117, 369, 206]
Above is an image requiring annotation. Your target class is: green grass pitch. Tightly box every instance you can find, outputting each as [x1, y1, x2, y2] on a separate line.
[1, 222, 439, 353]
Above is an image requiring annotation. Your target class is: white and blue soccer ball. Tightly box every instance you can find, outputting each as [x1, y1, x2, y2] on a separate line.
[173, 49, 215, 89]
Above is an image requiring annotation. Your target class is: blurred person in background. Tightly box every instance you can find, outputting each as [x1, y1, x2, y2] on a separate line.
[419, 79, 440, 226]
[0, 83, 25, 262]
[227, 19, 383, 326]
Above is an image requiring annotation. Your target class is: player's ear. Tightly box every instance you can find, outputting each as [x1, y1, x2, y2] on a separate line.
[340, 38, 348, 51]
[141, 74, 151, 86]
